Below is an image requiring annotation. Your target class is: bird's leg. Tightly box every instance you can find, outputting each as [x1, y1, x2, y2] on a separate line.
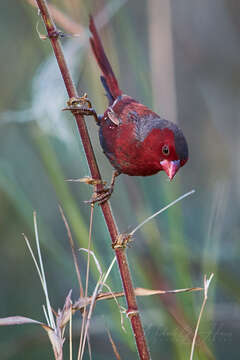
[63, 93, 101, 125]
[86, 170, 120, 205]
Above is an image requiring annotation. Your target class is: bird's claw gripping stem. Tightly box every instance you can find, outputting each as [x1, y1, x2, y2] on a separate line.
[84, 170, 120, 205]
[86, 186, 114, 205]
[63, 94, 100, 125]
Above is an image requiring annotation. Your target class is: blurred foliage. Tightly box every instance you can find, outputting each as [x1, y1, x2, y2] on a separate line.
[1, 0, 240, 359]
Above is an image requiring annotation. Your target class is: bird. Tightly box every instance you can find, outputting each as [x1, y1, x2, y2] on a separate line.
[66, 16, 188, 203]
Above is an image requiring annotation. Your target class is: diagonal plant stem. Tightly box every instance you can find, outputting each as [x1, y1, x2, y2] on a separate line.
[190, 274, 214, 360]
[34, 1, 150, 359]
[59, 205, 84, 298]
[78, 205, 94, 360]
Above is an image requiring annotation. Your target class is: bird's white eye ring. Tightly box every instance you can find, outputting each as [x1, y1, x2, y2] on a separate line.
[162, 144, 170, 156]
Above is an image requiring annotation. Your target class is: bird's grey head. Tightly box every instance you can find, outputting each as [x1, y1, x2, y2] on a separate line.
[133, 112, 188, 162]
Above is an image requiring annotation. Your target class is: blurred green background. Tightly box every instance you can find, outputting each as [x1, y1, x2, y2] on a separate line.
[0, 0, 239, 359]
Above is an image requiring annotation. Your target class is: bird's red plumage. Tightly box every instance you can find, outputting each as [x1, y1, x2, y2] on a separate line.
[89, 17, 188, 180]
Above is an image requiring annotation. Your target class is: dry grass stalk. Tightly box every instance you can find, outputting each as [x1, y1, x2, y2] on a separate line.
[78, 205, 94, 359]
[190, 274, 214, 360]
[107, 328, 122, 360]
[59, 205, 84, 298]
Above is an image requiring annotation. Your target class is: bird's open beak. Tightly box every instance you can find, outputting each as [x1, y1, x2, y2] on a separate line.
[160, 160, 180, 180]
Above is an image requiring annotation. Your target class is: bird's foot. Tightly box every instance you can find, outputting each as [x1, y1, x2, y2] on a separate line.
[85, 170, 120, 205]
[63, 94, 100, 124]
[66, 176, 109, 204]
[86, 186, 114, 205]
[68, 172, 120, 205]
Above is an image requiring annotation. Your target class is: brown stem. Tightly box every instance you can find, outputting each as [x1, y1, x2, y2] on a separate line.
[34, 1, 150, 359]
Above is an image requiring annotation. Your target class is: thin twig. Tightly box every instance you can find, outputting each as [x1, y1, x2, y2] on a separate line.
[190, 274, 214, 360]
[27, 0, 84, 34]
[80, 276, 103, 360]
[59, 205, 84, 298]
[101, 256, 117, 288]
[69, 303, 73, 360]
[22, 233, 44, 287]
[107, 328, 122, 360]
[130, 190, 195, 235]
[79, 248, 102, 276]
[87, 333, 92, 360]
[23, 214, 55, 330]
[42, 305, 50, 328]
[78, 205, 94, 359]
[33, 212, 55, 330]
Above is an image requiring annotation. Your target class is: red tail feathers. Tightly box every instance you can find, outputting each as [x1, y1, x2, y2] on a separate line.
[89, 16, 122, 100]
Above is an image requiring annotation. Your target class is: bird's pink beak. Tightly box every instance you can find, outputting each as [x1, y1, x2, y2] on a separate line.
[160, 160, 180, 180]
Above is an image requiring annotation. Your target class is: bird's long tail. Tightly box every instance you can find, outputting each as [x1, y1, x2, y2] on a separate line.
[89, 16, 122, 103]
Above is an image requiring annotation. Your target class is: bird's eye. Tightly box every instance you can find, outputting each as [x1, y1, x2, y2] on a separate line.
[162, 145, 170, 156]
